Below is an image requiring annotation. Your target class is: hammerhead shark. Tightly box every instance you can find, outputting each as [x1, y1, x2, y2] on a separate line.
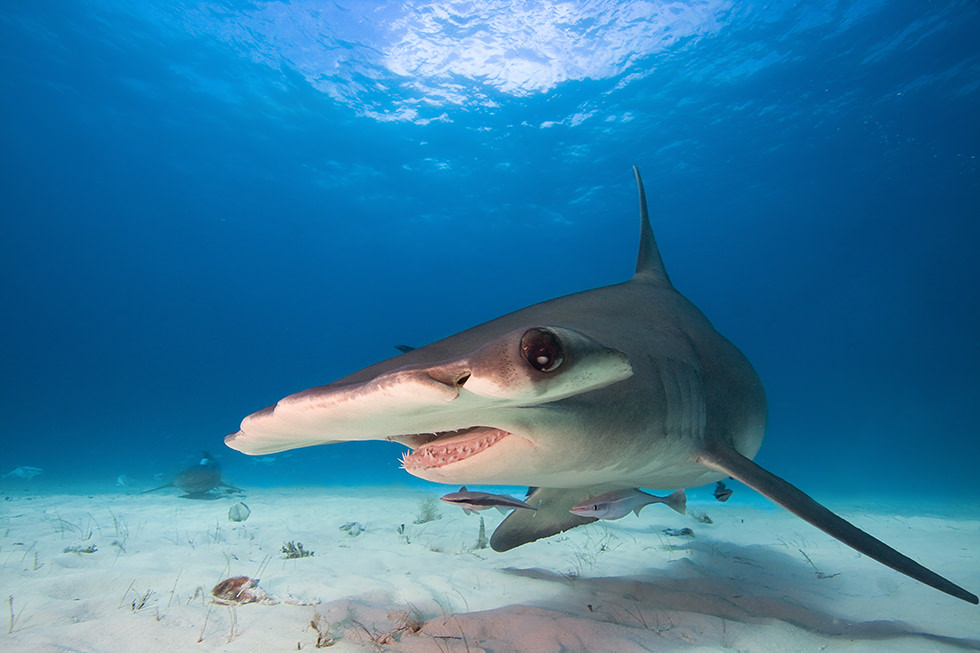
[226, 169, 977, 605]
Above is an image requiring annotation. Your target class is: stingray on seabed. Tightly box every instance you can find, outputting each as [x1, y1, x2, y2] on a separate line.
[142, 452, 242, 500]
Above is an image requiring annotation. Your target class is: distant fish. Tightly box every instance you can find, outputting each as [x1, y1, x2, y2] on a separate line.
[570, 488, 686, 520]
[141, 452, 242, 499]
[663, 527, 695, 537]
[116, 474, 131, 487]
[3, 466, 43, 480]
[394, 345, 416, 353]
[713, 480, 733, 502]
[440, 487, 535, 515]
[249, 453, 291, 465]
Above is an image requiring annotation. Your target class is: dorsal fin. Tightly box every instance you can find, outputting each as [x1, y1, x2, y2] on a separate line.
[631, 166, 672, 286]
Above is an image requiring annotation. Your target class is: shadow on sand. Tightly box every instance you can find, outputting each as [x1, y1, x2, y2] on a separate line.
[421, 538, 980, 651]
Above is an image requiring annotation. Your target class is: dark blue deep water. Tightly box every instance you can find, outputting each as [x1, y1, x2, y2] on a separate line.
[1, 1, 978, 501]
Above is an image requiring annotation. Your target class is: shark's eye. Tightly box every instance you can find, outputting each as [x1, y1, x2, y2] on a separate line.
[520, 328, 564, 372]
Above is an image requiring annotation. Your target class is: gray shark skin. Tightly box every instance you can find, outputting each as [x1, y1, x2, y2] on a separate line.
[226, 169, 977, 605]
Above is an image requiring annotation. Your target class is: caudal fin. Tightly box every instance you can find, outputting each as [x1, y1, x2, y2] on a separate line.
[664, 489, 687, 515]
[698, 445, 978, 605]
[139, 483, 173, 495]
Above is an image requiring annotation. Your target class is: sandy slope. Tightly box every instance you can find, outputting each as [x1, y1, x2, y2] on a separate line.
[1, 485, 977, 652]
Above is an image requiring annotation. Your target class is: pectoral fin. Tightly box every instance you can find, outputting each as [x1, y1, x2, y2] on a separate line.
[490, 486, 618, 552]
[698, 444, 978, 605]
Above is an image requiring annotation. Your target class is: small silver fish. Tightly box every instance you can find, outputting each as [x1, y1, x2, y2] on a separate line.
[570, 488, 686, 520]
[440, 487, 536, 515]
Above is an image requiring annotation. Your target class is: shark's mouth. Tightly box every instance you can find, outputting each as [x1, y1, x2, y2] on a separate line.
[398, 427, 512, 470]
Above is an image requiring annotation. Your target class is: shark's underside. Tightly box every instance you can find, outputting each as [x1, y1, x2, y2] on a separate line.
[226, 169, 977, 605]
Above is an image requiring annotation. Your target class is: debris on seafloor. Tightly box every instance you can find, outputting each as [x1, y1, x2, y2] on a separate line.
[281, 541, 314, 559]
[413, 495, 442, 524]
[339, 521, 364, 537]
[474, 516, 489, 550]
[211, 576, 271, 605]
[228, 502, 251, 522]
[689, 509, 713, 524]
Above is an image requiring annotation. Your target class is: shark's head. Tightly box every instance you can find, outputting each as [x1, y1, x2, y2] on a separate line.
[396, 325, 634, 484]
[226, 325, 633, 485]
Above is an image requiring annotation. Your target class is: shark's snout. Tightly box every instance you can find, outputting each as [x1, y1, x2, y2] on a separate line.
[226, 325, 632, 465]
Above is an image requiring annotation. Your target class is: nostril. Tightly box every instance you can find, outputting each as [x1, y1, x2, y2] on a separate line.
[456, 373, 471, 386]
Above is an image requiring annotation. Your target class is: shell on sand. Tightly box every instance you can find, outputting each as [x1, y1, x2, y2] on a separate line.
[228, 502, 250, 522]
[211, 576, 268, 605]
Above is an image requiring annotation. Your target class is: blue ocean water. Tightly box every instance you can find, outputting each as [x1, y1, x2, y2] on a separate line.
[1, 1, 977, 502]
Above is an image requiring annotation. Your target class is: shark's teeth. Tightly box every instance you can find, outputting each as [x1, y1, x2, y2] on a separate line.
[400, 428, 510, 470]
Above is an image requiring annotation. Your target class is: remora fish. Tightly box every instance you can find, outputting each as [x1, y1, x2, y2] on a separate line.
[570, 488, 686, 520]
[225, 169, 978, 605]
[440, 487, 536, 514]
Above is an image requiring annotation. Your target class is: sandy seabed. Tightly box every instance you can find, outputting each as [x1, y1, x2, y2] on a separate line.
[1, 485, 977, 652]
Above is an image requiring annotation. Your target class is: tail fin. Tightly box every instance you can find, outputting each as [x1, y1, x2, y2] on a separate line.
[665, 489, 687, 515]
[698, 445, 978, 605]
[139, 483, 173, 495]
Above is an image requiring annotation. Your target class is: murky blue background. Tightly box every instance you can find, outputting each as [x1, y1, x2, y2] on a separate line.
[2, 1, 977, 500]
